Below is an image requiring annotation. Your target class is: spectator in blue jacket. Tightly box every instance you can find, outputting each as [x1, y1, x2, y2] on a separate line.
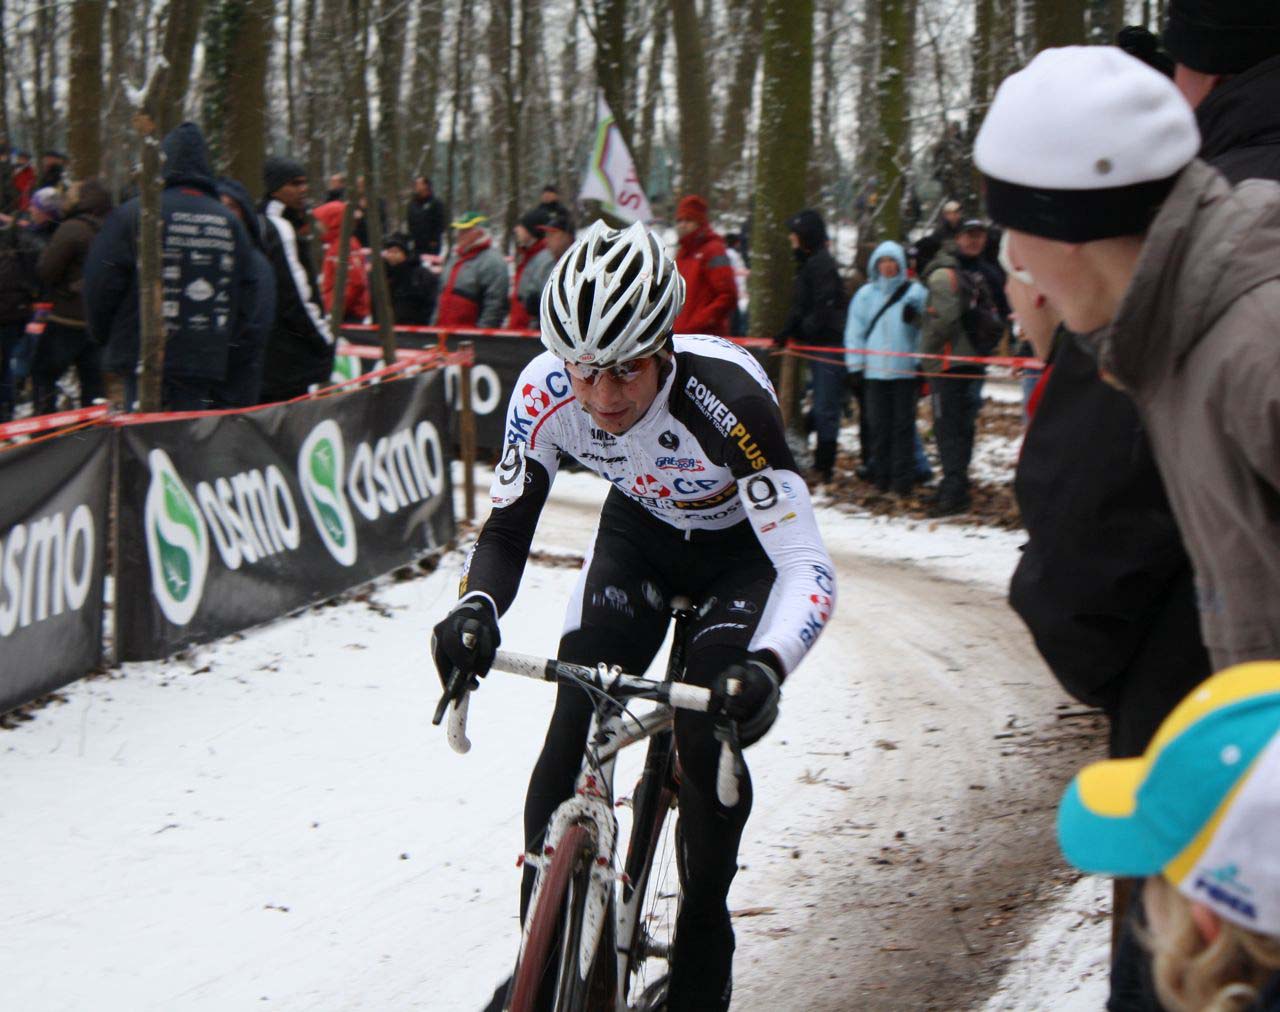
[84, 122, 263, 410]
[845, 240, 928, 494]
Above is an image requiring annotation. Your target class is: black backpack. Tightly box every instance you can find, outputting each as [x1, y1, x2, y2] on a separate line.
[954, 264, 1005, 356]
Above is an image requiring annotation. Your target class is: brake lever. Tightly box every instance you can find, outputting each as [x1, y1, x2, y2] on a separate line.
[432, 667, 471, 726]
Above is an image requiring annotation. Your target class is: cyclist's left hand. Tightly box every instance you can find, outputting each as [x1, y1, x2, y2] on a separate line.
[713, 657, 781, 747]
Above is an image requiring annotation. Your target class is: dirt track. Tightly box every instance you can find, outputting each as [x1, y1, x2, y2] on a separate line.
[731, 547, 1104, 1011]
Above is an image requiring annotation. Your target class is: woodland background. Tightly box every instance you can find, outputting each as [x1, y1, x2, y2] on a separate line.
[0, 0, 1169, 336]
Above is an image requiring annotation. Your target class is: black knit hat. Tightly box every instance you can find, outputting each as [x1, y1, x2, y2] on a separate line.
[263, 155, 307, 197]
[519, 205, 550, 234]
[1163, 0, 1280, 74]
[383, 232, 412, 254]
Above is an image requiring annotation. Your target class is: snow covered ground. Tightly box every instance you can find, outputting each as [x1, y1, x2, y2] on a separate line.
[0, 466, 1110, 1010]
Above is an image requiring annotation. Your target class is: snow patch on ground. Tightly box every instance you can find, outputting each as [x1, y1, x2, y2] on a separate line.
[983, 874, 1112, 1010]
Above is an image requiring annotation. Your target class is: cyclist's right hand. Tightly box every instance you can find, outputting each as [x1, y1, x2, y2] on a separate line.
[431, 596, 500, 691]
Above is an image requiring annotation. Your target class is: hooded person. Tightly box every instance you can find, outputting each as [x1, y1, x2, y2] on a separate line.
[83, 122, 261, 410]
[672, 195, 737, 337]
[32, 177, 113, 414]
[773, 208, 847, 486]
[311, 199, 371, 322]
[843, 240, 929, 495]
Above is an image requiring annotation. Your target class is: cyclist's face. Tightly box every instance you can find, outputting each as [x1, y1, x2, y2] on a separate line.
[567, 354, 662, 435]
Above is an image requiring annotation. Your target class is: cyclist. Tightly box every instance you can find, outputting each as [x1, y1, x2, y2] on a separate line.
[432, 221, 836, 1011]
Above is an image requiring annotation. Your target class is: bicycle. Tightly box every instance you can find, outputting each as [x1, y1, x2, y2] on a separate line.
[433, 596, 743, 1012]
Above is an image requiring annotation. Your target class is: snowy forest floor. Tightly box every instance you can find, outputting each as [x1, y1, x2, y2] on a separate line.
[0, 400, 1116, 1011]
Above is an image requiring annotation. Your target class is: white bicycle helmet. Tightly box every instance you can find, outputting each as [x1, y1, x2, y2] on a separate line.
[539, 220, 685, 366]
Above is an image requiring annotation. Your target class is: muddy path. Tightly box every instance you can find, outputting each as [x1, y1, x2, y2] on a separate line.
[732, 549, 1105, 1011]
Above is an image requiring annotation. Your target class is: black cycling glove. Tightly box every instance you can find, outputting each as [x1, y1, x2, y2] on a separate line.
[713, 657, 781, 747]
[431, 596, 500, 691]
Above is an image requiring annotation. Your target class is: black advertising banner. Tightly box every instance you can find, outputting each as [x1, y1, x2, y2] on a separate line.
[115, 372, 455, 661]
[0, 427, 111, 712]
[341, 329, 542, 459]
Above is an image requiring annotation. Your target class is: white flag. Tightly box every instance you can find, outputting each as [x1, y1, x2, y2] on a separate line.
[578, 95, 653, 225]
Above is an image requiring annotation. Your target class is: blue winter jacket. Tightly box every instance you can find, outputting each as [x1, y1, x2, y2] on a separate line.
[844, 240, 927, 381]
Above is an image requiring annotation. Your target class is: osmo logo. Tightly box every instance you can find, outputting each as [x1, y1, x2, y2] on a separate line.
[144, 448, 210, 626]
[298, 421, 358, 567]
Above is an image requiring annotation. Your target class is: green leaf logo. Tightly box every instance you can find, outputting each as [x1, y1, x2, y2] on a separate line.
[144, 449, 210, 626]
[298, 421, 358, 567]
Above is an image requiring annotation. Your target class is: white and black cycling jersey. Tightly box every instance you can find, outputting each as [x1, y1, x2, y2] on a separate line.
[461, 334, 836, 674]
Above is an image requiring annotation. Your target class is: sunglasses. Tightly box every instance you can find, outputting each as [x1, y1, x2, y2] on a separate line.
[563, 357, 650, 385]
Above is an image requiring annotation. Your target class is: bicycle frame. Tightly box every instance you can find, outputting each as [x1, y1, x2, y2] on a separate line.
[516, 607, 693, 1011]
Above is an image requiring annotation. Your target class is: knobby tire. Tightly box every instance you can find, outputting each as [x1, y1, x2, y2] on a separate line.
[509, 822, 594, 1012]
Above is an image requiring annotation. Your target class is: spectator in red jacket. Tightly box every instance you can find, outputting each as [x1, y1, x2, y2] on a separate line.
[672, 194, 737, 336]
[312, 199, 371, 322]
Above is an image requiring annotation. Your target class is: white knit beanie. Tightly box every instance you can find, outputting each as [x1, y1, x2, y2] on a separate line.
[974, 46, 1200, 242]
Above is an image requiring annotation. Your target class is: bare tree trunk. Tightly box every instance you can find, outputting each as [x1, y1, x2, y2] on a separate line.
[0, 0, 10, 152]
[376, 0, 408, 226]
[446, 0, 475, 223]
[711, 0, 763, 205]
[595, 0, 632, 149]
[1033, 0, 1085, 51]
[284, 0, 297, 146]
[224, 0, 273, 197]
[104, 0, 131, 197]
[635, 1, 668, 185]
[487, 0, 517, 247]
[749, 0, 812, 344]
[302, 0, 322, 181]
[136, 0, 206, 412]
[671, 0, 711, 199]
[517, 0, 541, 205]
[872, 0, 912, 244]
[157, 2, 206, 134]
[68, 0, 106, 179]
[406, 0, 445, 179]
[32, 13, 48, 156]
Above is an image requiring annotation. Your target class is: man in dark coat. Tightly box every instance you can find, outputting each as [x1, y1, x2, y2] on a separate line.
[84, 123, 263, 411]
[216, 177, 277, 407]
[773, 208, 846, 485]
[258, 154, 335, 403]
[381, 234, 438, 325]
[406, 176, 446, 257]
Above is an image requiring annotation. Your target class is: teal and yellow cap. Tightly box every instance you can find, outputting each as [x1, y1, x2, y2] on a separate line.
[1057, 662, 1280, 934]
[450, 210, 488, 229]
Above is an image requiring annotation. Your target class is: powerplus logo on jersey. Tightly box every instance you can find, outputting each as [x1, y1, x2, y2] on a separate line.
[683, 377, 768, 470]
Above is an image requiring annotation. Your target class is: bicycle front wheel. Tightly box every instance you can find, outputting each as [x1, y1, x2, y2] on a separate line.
[509, 822, 612, 1012]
